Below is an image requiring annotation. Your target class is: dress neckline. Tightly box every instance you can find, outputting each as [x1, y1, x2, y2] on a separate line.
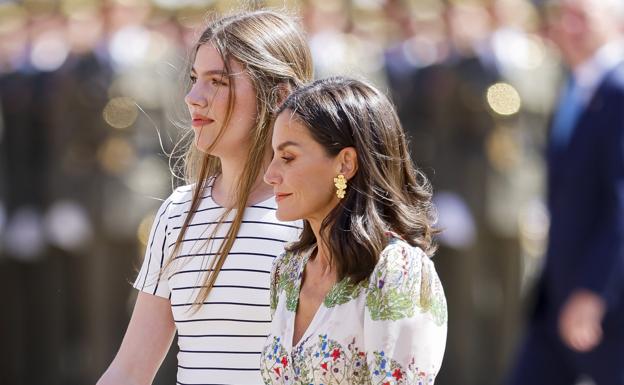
[288, 234, 405, 349]
[289, 246, 353, 349]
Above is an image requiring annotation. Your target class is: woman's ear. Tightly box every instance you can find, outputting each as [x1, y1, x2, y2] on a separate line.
[337, 147, 358, 179]
[273, 82, 292, 110]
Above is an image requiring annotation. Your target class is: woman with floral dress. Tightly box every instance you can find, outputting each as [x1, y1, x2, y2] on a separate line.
[261, 77, 447, 385]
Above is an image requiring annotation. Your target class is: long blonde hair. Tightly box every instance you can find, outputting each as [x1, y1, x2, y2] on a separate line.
[168, 10, 313, 309]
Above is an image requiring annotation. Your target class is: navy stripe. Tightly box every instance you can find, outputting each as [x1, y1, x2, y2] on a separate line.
[169, 268, 271, 279]
[141, 200, 171, 291]
[179, 350, 261, 354]
[178, 365, 259, 371]
[173, 251, 276, 260]
[174, 318, 271, 323]
[172, 284, 269, 291]
[250, 205, 276, 210]
[168, 204, 276, 220]
[168, 206, 222, 220]
[171, 220, 300, 230]
[177, 334, 267, 338]
[171, 301, 269, 308]
[168, 236, 287, 248]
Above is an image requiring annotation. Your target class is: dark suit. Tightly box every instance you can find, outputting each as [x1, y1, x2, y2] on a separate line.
[509, 63, 624, 384]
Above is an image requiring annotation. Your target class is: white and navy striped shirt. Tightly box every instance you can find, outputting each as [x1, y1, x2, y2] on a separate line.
[134, 180, 301, 385]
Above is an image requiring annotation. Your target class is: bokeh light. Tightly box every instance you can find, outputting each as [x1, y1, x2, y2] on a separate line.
[103, 96, 139, 129]
[486, 82, 522, 116]
[30, 32, 70, 72]
[97, 136, 137, 174]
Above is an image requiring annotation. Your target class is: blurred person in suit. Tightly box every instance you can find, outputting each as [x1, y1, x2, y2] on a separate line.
[508, 0, 624, 383]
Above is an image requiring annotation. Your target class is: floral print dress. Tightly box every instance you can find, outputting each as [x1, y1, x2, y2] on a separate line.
[260, 235, 447, 385]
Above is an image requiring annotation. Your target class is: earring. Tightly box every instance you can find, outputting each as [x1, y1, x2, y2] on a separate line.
[334, 174, 347, 199]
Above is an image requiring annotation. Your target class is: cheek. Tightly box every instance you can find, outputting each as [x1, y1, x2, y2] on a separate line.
[223, 100, 257, 141]
[291, 164, 336, 205]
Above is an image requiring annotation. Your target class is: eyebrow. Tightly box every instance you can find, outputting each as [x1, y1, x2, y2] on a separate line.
[276, 141, 301, 151]
[190, 68, 228, 77]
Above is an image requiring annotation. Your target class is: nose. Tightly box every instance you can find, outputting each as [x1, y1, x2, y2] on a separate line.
[185, 82, 206, 109]
[263, 157, 282, 186]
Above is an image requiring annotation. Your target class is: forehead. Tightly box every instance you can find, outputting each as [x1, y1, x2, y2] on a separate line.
[193, 43, 245, 73]
[273, 111, 314, 141]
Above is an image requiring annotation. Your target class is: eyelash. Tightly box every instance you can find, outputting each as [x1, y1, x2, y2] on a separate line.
[211, 78, 227, 86]
[281, 156, 293, 163]
[189, 75, 228, 86]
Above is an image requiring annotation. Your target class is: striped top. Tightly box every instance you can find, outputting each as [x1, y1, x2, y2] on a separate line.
[134, 180, 301, 385]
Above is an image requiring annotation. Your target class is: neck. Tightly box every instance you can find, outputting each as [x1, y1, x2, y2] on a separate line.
[213, 151, 273, 207]
[309, 219, 333, 270]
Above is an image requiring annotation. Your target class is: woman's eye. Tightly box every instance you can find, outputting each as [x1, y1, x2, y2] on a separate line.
[211, 78, 227, 86]
[190, 75, 197, 84]
[281, 156, 293, 163]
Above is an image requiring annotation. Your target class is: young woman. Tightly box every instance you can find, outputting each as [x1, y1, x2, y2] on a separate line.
[97, 10, 313, 385]
[261, 77, 447, 384]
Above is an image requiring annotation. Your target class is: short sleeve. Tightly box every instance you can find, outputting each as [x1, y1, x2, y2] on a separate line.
[364, 240, 447, 384]
[133, 196, 173, 299]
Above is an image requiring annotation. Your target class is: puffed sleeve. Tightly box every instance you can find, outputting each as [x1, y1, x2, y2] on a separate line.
[364, 240, 447, 384]
[133, 196, 173, 299]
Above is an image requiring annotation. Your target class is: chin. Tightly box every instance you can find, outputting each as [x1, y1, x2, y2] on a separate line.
[275, 208, 300, 222]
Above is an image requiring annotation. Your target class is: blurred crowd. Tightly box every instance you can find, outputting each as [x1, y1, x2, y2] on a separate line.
[0, 0, 576, 384]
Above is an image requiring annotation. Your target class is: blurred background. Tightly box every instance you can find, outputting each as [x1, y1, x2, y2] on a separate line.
[0, 0, 565, 383]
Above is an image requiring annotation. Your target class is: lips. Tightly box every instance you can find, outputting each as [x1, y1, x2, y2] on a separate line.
[191, 114, 214, 127]
[275, 193, 292, 202]
[192, 118, 214, 127]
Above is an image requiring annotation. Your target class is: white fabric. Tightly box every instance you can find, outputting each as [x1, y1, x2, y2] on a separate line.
[134, 180, 301, 385]
[572, 39, 624, 106]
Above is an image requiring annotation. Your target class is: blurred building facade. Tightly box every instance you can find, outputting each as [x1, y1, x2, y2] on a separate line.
[0, 0, 561, 384]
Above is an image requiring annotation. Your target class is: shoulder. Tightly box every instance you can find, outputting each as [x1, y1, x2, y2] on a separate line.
[165, 183, 211, 216]
[370, 236, 428, 283]
[152, 184, 197, 212]
[366, 237, 447, 325]
[270, 247, 309, 313]
[609, 63, 624, 88]
[169, 183, 200, 206]
[147, 184, 207, 231]
[601, 63, 624, 99]
[272, 246, 306, 279]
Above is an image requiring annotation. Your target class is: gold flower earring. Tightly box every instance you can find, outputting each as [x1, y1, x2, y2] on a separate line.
[334, 174, 347, 199]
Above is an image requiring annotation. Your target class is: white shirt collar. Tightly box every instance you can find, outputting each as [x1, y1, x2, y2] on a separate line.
[573, 40, 624, 103]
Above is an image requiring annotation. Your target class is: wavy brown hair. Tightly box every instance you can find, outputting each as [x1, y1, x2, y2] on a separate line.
[278, 77, 439, 283]
[166, 9, 313, 309]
